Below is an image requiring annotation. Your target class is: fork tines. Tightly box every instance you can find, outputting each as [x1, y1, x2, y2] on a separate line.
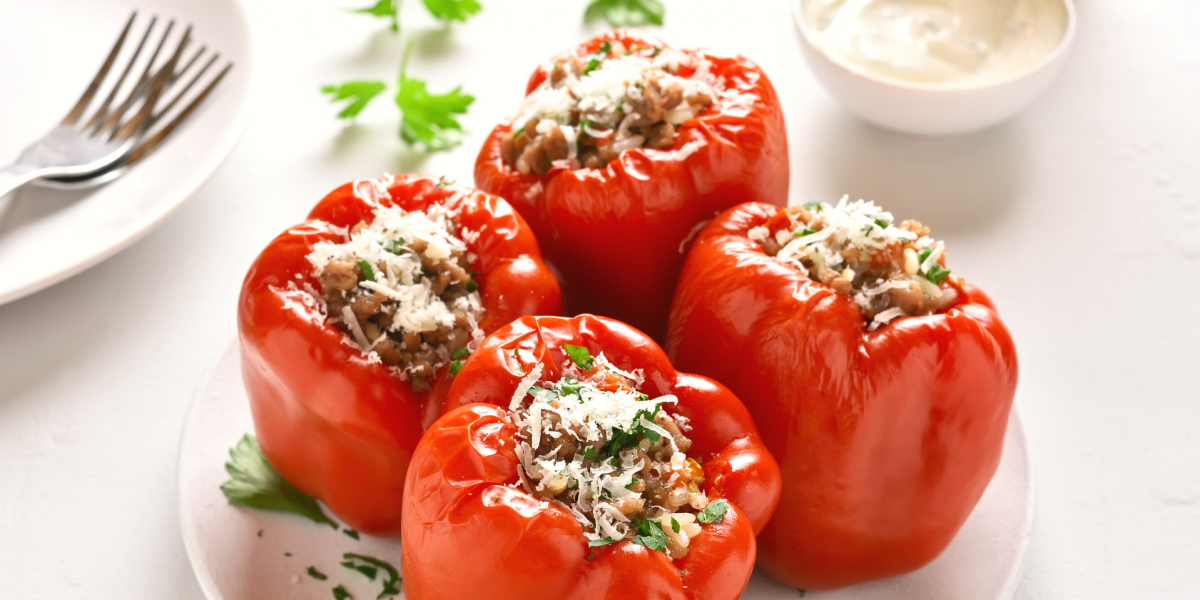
[64, 12, 232, 165]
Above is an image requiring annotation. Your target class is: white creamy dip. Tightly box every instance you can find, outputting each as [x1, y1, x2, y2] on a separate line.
[802, 0, 1068, 85]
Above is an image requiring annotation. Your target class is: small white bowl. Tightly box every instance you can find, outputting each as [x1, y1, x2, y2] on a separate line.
[792, 0, 1077, 136]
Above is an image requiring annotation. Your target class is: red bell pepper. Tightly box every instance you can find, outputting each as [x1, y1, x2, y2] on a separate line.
[474, 29, 789, 341]
[401, 314, 781, 599]
[665, 202, 1019, 590]
[238, 174, 562, 536]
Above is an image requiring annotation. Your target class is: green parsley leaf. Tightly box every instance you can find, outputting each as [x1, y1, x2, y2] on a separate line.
[357, 260, 377, 282]
[343, 553, 402, 598]
[874, 217, 892, 229]
[450, 347, 472, 360]
[343, 528, 360, 540]
[333, 585, 352, 600]
[353, 0, 399, 31]
[512, 127, 525, 139]
[918, 248, 933, 264]
[563, 344, 594, 370]
[631, 519, 669, 552]
[670, 517, 680, 533]
[803, 201, 824, 212]
[512, 349, 525, 375]
[583, 445, 597, 459]
[220, 435, 337, 529]
[307, 566, 328, 581]
[466, 279, 478, 292]
[436, 176, 454, 189]
[697, 500, 729, 524]
[396, 42, 474, 151]
[583, 58, 603, 75]
[385, 238, 406, 254]
[926, 263, 952, 284]
[423, 0, 482, 22]
[794, 228, 816, 237]
[586, 537, 617, 561]
[449, 360, 465, 377]
[558, 379, 583, 397]
[528, 386, 557, 403]
[584, 0, 665, 27]
[321, 81, 388, 120]
[341, 560, 378, 580]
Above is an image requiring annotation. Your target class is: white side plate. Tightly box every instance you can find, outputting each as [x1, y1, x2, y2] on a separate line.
[180, 342, 1035, 599]
[0, 0, 252, 306]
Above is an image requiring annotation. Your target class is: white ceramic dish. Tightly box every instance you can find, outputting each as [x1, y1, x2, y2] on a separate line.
[180, 341, 1035, 599]
[0, 0, 251, 306]
[791, 0, 1076, 136]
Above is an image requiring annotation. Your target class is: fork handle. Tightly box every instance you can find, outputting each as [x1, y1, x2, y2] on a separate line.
[0, 164, 44, 199]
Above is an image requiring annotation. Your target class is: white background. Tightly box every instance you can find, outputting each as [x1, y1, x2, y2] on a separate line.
[1, 0, 1198, 598]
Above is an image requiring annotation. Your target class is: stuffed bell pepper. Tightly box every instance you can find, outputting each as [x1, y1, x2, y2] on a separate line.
[475, 29, 789, 341]
[401, 314, 781, 599]
[666, 198, 1019, 589]
[238, 174, 562, 536]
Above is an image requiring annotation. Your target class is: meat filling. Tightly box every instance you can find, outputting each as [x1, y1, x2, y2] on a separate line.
[501, 40, 716, 175]
[510, 350, 711, 559]
[753, 196, 960, 330]
[307, 205, 484, 392]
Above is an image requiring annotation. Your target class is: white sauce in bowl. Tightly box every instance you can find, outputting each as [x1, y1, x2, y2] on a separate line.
[802, 0, 1068, 85]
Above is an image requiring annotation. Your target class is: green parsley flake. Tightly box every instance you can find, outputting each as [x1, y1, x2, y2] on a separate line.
[449, 360, 465, 377]
[342, 528, 360, 540]
[220, 435, 337, 529]
[333, 585, 352, 600]
[342, 553, 402, 598]
[307, 566, 328, 581]
[450, 347, 472, 360]
[563, 344, 594, 370]
[357, 260, 376, 282]
[697, 499, 729, 524]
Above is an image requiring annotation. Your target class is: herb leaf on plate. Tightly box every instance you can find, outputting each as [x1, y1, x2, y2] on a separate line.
[321, 81, 388, 120]
[395, 42, 474, 151]
[584, 0, 665, 27]
[343, 553, 402, 598]
[219, 434, 337, 528]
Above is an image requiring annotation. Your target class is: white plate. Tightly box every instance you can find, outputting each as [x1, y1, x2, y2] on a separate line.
[180, 342, 1035, 599]
[0, 0, 251, 306]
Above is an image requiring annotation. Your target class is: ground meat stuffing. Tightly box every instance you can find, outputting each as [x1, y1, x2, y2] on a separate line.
[752, 196, 961, 330]
[307, 204, 484, 392]
[501, 40, 716, 175]
[509, 349, 715, 560]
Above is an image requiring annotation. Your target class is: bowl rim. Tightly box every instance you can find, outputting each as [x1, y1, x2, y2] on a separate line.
[791, 0, 1078, 92]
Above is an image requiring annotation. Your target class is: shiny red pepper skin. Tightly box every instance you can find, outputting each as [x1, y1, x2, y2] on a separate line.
[401, 314, 782, 599]
[238, 174, 562, 536]
[474, 29, 789, 342]
[665, 203, 1019, 590]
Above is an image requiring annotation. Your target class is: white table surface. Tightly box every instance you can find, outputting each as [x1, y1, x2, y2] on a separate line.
[1, 0, 1197, 598]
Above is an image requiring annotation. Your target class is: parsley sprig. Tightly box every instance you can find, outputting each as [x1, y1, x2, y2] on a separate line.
[584, 0, 664, 27]
[322, 41, 474, 151]
[219, 435, 337, 529]
[341, 553, 402, 598]
[354, 0, 482, 32]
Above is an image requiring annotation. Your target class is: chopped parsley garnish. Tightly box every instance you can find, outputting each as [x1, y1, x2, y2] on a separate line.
[357, 260, 377, 282]
[512, 127, 524, 139]
[436, 176, 455, 189]
[603, 404, 661, 457]
[341, 559, 377, 580]
[307, 566, 328, 581]
[583, 58, 603, 75]
[631, 516, 669, 551]
[342, 553, 402, 598]
[466, 279, 478, 292]
[343, 528, 360, 540]
[512, 349, 524, 375]
[697, 499, 729, 524]
[448, 360, 466, 377]
[874, 217, 892, 229]
[586, 537, 617, 561]
[333, 585, 352, 600]
[794, 228, 816, 237]
[219, 435, 337, 529]
[396, 41, 475, 151]
[563, 344, 594, 370]
[625, 478, 639, 490]
[584, 0, 664, 27]
[582, 445, 597, 459]
[450, 347, 472, 360]
[926, 263, 952, 284]
[321, 81, 388, 120]
[670, 517, 680, 533]
[384, 238, 406, 254]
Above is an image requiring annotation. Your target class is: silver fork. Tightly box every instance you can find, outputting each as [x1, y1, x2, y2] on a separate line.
[0, 13, 186, 199]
